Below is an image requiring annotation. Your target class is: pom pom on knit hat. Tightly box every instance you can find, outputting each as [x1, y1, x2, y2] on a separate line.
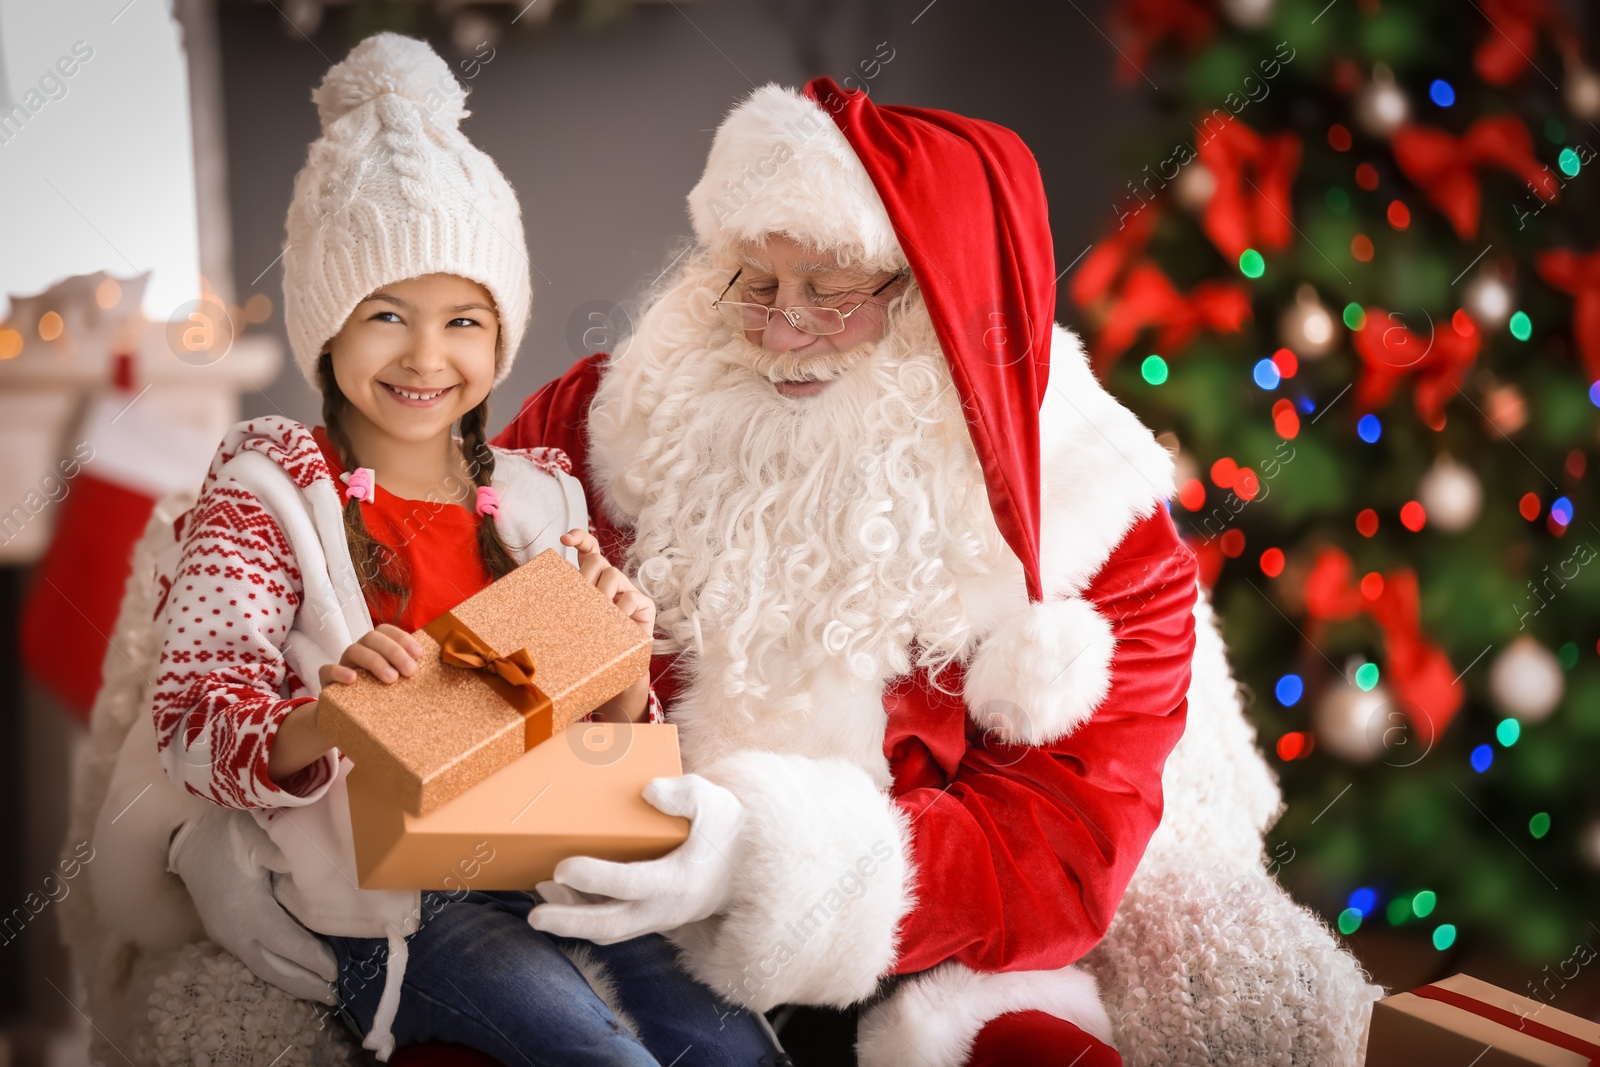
[282, 32, 531, 390]
[313, 33, 468, 128]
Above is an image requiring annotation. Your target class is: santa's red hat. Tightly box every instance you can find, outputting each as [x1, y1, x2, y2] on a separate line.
[686, 79, 1057, 602]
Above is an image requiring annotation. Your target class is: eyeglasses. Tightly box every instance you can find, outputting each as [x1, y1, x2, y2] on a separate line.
[711, 269, 905, 336]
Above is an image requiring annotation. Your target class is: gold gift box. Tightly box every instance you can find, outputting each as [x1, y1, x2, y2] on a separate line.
[318, 548, 651, 816]
[346, 722, 690, 890]
[1365, 973, 1600, 1066]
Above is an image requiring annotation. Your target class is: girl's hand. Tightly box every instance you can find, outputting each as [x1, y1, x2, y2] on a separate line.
[563, 528, 655, 724]
[318, 624, 424, 688]
[561, 529, 656, 639]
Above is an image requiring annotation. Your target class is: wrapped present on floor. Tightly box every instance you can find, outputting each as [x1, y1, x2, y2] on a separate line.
[1365, 973, 1600, 1066]
[346, 721, 690, 890]
[318, 547, 652, 816]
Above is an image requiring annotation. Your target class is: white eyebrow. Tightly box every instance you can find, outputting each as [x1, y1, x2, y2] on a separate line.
[738, 259, 869, 284]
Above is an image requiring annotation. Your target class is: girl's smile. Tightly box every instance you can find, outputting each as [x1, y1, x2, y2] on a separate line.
[379, 381, 459, 407]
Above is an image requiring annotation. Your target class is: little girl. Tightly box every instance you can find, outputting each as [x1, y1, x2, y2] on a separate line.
[150, 33, 782, 1067]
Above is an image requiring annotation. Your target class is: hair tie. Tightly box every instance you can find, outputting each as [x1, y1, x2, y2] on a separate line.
[475, 485, 500, 518]
[340, 467, 377, 505]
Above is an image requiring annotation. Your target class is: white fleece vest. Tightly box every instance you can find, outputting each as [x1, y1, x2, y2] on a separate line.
[208, 438, 589, 1059]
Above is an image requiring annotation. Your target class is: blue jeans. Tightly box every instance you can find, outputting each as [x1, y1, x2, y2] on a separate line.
[323, 890, 782, 1067]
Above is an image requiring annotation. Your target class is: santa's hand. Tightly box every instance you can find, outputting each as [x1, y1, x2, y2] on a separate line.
[168, 807, 339, 1005]
[527, 774, 745, 944]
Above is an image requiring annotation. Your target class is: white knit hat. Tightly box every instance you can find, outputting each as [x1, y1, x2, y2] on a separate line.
[282, 33, 531, 387]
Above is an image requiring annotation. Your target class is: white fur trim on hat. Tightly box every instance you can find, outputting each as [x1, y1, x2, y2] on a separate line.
[856, 960, 1112, 1067]
[963, 595, 1117, 745]
[282, 32, 531, 388]
[687, 84, 902, 265]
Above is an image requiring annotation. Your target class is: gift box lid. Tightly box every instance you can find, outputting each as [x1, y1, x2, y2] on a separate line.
[1367, 973, 1600, 1067]
[318, 547, 652, 815]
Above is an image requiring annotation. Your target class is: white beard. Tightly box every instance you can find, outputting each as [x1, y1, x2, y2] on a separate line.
[589, 261, 1022, 733]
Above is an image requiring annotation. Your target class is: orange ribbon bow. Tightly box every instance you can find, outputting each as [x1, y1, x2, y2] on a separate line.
[423, 612, 554, 750]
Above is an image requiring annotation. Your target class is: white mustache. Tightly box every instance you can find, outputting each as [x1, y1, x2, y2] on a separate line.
[723, 333, 881, 384]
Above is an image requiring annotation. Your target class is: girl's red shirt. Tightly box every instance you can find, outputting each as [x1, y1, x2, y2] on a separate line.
[312, 426, 493, 633]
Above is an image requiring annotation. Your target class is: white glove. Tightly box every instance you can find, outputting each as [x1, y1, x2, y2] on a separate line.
[168, 807, 339, 1005]
[528, 774, 746, 945]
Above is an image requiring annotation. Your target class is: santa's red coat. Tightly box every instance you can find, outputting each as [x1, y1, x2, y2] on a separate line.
[488, 338, 1200, 1067]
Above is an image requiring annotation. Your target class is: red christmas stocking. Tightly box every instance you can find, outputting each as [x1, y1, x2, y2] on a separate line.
[21, 385, 214, 722]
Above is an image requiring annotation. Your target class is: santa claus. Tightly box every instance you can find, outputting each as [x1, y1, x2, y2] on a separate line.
[71, 77, 1382, 1067]
[495, 78, 1197, 1067]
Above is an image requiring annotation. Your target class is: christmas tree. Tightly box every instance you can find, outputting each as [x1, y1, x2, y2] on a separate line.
[1084, 0, 1600, 968]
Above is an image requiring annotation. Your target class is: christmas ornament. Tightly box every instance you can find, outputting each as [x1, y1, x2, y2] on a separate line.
[1220, 0, 1274, 29]
[1155, 431, 1199, 488]
[1173, 162, 1216, 211]
[1464, 272, 1513, 327]
[282, 0, 323, 35]
[1314, 672, 1393, 763]
[1488, 635, 1563, 723]
[1417, 454, 1482, 532]
[1303, 549, 1464, 739]
[1582, 817, 1600, 870]
[1484, 381, 1528, 435]
[1278, 284, 1338, 358]
[1355, 65, 1409, 138]
[451, 10, 502, 54]
[1566, 61, 1600, 121]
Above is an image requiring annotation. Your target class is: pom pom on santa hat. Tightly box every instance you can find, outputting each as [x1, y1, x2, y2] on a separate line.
[687, 85, 904, 268]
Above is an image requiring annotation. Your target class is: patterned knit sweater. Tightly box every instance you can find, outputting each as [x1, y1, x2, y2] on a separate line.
[152, 417, 661, 810]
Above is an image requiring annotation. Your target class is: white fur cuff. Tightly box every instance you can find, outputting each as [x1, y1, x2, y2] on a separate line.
[963, 596, 1117, 745]
[666, 750, 915, 1011]
[856, 960, 1112, 1067]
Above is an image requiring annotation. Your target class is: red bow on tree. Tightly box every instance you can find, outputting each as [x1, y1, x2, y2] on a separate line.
[1474, 0, 1570, 86]
[1091, 261, 1252, 374]
[1303, 547, 1465, 741]
[1391, 116, 1558, 240]
[1107, 0, 1215, 86]
[1196, 118, 1302, 261]
[1070, 206, 1156, 309]
[1536, 247, 1600, 381]
[1352, 307, 1481, 429]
